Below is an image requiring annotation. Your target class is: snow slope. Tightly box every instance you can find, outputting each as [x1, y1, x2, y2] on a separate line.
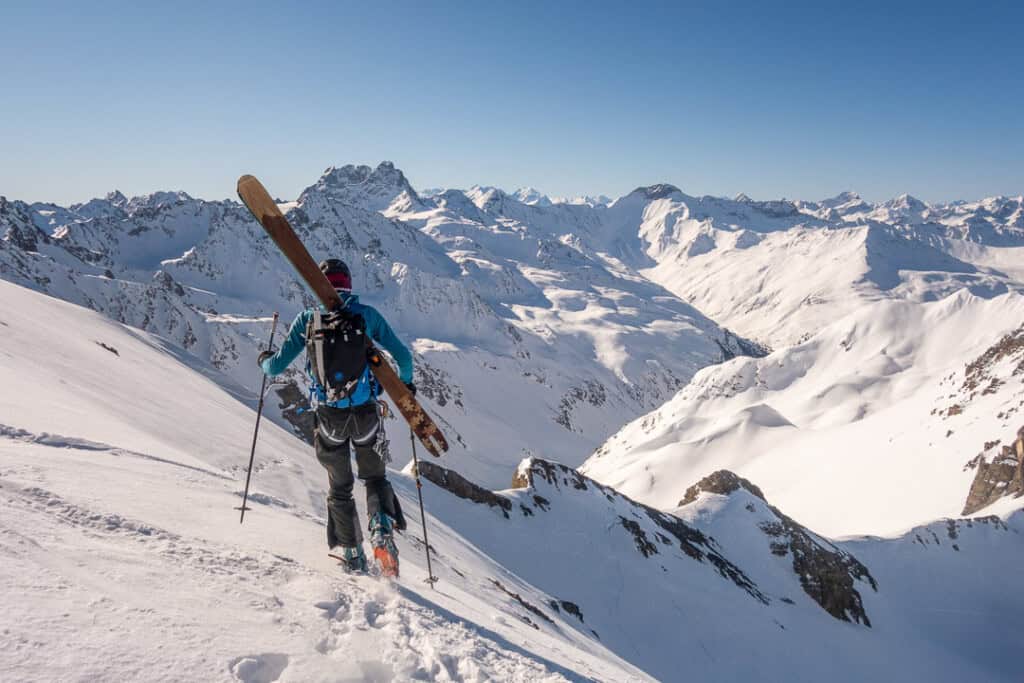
[0, 279, 645, 682]
[674, 479, 1024, 682]
[609, 189, 1023, 348]
[0, 165, 759, 492]
[4, 164, 1020, 489]
[5, 163, 1024, 680]
[583, 291, 1024, 537]
[3, 235, 1022, 681]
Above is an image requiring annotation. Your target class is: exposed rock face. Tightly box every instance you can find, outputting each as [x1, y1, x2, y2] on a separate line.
[417, 461, 513, 518]
[963, 426, 1024, 515]
[682, 469, 877, 626]
[512, 458, 768, 604]
[941, 325, 1024, 421]
[489, 579, 553, 629]
[758, 514, 877, 626]
[554, 380, 607, 432]
[716, 329, 772, 361]
[634, 184, 681, 201]
[678, 470, 766, 506]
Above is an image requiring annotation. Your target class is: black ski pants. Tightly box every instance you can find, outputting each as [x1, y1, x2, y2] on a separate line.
[314, 403, 388, 548]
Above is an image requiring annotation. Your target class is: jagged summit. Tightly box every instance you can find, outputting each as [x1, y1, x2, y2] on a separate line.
[132, 190, 192, 205]
[464, 184, 507, 211]
[630, 183, 681, 201]
[884, 192, 929, 211]
[820, 190, 863, 207]
[104, 190, 128, 205]
[512, 187, 553, 207]
[300, 160, 422, 213]
[557, 193, 612, 207]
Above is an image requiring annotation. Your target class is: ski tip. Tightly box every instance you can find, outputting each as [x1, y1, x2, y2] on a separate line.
[237, 174, 265, 201]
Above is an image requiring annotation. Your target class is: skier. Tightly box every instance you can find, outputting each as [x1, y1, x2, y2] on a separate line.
[258, 258, 413, 574]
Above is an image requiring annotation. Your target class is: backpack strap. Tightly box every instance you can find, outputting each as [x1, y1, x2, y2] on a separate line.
[311, 308, 329, 394]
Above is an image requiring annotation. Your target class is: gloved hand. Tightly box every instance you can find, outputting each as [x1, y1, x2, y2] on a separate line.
[257, 350, 274, 368]
[404, 381, 417, 396]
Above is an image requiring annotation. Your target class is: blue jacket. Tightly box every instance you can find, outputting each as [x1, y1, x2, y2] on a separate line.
[261, 293, 413, 408]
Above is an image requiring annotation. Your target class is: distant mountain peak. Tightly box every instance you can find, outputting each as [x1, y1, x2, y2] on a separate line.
[885, 193, 928, 211]
[319, 161, 413, 192]
[303, 160, 422, 211]
[555, 194, 612, 207]
[512, 187, 552, 207]
[829, 191, 861, 203]
[105, 190, 128, 206]
[633, 184, 681, 201]
[123, 190, 193, 212]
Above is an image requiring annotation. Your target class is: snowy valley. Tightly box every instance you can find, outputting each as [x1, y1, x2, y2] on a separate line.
[2, 163, 1023, 681]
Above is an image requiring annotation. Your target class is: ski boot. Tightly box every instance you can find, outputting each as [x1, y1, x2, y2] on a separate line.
[334, 545, 368, 574]
[370, 513, 399, 578]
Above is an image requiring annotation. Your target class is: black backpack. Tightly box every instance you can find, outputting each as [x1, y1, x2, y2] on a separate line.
[306, 308, 369, 403]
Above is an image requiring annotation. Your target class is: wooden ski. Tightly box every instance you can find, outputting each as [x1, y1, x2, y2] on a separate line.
[237, 174, 449, 457]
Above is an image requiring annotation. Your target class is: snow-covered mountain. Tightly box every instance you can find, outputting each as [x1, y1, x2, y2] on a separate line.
[2, 280, 1020, 681]
[0, 164, 761, 490]
[3, 161, 1024, 680]
[605, 188, 1024, 348]
[0, 280, 643, 681]
[583, 291, 1024, 537]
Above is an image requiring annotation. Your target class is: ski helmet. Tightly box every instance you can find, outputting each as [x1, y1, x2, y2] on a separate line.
[320, 258, 352, 291]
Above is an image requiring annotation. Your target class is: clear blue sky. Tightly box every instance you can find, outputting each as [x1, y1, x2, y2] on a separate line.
[2, 0, 1021, 205]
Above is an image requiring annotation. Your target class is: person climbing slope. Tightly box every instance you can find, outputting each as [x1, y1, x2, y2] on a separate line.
[259, 258, 413, 575]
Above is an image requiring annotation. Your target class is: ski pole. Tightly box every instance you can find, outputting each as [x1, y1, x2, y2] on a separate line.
[239, 312, 279, 523]
[409, 428, 439, 587]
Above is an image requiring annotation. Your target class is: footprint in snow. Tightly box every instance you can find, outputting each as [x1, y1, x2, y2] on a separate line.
[363, 600, 387, 628]
[314, 595, 350, 621]
[229, 653, 289, 683]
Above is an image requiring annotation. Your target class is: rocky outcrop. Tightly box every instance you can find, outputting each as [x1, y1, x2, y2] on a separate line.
[682, 469, 877, 626]
[489, 579, 554, 629]
[758, 514, 877, 626]
[633, 184, 681, 201]
[678, 470, 765, 506]
[513, 458, 768, 604]
[417, 461, 512, 518]
[962, 426, 1024, 515]
[553, 380, 607, 432]
[716, 329, 771, 361]
[941, 325, 1024, 421]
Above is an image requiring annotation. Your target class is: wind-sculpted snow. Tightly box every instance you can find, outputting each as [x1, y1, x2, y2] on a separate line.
[584, 291, 1024, 538]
